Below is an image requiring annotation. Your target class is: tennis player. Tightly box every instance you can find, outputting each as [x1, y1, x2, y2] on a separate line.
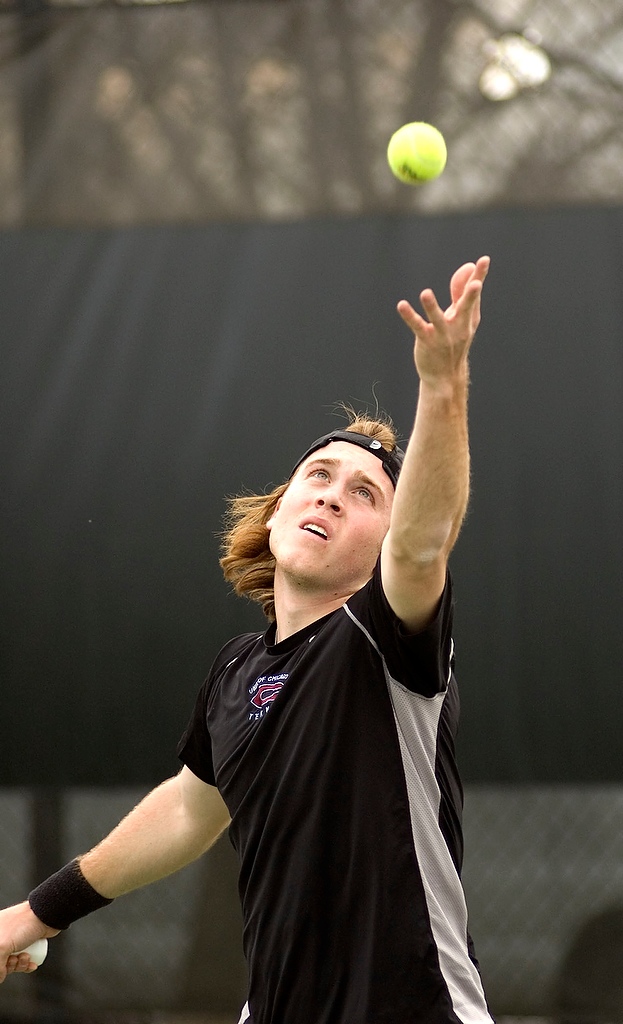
[0, 255, 493, 1024]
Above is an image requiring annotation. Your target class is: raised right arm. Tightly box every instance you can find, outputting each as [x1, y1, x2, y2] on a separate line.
[0, 767, 230, 982]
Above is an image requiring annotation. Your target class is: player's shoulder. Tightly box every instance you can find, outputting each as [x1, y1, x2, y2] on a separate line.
[209, 630, 264, 677]
[345, 557, 386, 617]
[347, 557, 455, 639]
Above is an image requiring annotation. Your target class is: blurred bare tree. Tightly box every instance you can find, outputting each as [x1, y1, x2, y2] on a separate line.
[0, 0, 621, 227]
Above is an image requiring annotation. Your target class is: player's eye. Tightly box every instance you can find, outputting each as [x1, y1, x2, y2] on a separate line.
[357, 487, 373, 501]
[308, 468, 329, 481]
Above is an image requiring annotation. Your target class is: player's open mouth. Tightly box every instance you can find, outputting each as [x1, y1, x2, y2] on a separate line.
[301, 523, 328, 540]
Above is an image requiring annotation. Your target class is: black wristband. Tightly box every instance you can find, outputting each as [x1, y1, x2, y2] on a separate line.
[28, 859, 114, 930]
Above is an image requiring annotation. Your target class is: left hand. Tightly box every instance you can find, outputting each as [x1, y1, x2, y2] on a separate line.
[397, 255, 490, 388]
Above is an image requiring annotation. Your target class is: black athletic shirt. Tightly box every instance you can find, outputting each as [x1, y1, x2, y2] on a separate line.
[177, 561, 493, 1024]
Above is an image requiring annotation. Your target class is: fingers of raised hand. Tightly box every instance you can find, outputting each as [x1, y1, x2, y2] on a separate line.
[418, 288, 445, 329]
[398, 255, 489, 337]
[449, 263, 477, 307]
[450, 256, 490, 314]
[396, 299, 428, 334]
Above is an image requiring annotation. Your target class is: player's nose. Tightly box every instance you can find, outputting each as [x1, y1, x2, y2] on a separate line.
[315, 492, 342, 514]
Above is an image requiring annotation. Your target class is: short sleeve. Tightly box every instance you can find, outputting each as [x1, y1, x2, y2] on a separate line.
[176, 679, 216, 786]
[346, 559, 455, 697]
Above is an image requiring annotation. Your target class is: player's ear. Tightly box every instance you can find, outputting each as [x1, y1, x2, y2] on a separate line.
[266, 496, 283, 530]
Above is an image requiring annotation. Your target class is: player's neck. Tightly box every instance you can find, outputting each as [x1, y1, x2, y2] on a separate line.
[272, 580, 351, 643]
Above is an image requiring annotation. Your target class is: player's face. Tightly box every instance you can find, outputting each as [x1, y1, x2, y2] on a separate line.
[267, 442, 393, 597]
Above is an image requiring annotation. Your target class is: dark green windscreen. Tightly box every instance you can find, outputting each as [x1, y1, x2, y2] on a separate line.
[1, 207, 621, 784]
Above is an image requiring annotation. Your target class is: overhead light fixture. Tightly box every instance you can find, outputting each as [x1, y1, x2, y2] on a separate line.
[480, 31, 552, 101]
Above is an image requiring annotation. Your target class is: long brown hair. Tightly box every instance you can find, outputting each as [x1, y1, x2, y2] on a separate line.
[219, 410, 399, 620]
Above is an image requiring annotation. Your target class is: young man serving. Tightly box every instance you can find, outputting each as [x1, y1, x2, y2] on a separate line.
[0, 255, 493, 1024]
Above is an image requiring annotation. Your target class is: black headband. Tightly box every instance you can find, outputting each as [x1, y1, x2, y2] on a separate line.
[289, 430, 404, 489]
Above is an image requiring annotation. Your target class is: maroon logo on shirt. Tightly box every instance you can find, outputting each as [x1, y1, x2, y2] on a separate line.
[248, 673, 289, 720]
[250, 683, 283, 708]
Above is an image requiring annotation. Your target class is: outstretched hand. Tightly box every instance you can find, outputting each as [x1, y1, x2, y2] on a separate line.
[397, 256, 490, 387]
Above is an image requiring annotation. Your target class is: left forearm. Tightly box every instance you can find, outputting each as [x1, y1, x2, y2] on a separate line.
[388, 374, 470, 564]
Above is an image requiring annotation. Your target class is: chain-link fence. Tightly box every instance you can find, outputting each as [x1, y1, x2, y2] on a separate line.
[1, 785, 623, 1022]
[0, 787, 246, 1022]
[462, 786, 623, 1020]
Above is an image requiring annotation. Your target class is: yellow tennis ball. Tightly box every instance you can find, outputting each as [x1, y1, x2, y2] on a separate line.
[387, 122, 447, 185]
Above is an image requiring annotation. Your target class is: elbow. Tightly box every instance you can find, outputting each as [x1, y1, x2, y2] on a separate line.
[387, 519, 454, 568]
